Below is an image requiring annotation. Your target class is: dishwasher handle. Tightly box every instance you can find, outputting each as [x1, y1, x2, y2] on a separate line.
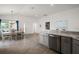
[49, 35, 55, 37]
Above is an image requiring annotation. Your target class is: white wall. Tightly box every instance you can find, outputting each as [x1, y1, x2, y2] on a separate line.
[37, 7, 79, 33]
[37, 16, 52, 33]
[24, 17, 38, 34]
[52, 7, 79, 31]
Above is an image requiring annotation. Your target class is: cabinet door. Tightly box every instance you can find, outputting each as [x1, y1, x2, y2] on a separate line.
[72, 44, 79, 54]
[57, 36, 61, 52]
[72, 39, 79, 54]
[61, 36, 72, 54]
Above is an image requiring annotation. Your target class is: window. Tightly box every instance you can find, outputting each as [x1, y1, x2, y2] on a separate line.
[1, 20, 17, 32]
[1, 22, 9, 29]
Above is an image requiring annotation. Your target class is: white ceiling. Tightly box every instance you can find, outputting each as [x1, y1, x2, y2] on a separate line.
[0, 4, 79, 18]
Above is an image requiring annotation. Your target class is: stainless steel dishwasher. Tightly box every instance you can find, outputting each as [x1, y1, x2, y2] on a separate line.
[48, 34, 61, 53]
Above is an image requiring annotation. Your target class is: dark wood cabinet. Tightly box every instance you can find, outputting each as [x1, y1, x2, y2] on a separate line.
[72, 45, 79, 54]
[49, 34, 61, 53]
[61, 36, 72, 54]
[48, 33, 79, 54]
[72, 39, 79, 54]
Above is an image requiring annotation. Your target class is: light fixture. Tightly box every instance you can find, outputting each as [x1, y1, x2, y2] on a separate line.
[10, 9, 14, 20]
[11, 10, 13, 14]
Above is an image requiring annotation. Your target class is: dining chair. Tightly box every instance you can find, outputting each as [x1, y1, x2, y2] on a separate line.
[0, 30, 2, 40]
[1, 30, 12, 40]
[11, 32, 17, 40]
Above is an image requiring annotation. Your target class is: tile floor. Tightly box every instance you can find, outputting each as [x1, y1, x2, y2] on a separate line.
[0, 34, 57, 54]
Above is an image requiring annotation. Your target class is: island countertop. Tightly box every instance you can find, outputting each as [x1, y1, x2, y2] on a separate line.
[49, 30, 79, 40]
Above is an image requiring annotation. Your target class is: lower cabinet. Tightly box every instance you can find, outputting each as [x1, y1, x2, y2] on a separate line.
[61, 36, 72, 54]
[49, 34, 79, 54]
[72, 39, 79, 54]
[72, 45, 79, 54]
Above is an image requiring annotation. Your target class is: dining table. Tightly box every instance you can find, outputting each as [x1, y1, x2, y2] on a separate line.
[0, 31, 24, 40]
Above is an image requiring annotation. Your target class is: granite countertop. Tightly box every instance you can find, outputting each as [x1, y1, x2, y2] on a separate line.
[49, 30, 79, 40]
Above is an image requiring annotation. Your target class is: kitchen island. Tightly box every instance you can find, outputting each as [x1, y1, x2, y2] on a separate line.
[48, 30, 79, 54]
